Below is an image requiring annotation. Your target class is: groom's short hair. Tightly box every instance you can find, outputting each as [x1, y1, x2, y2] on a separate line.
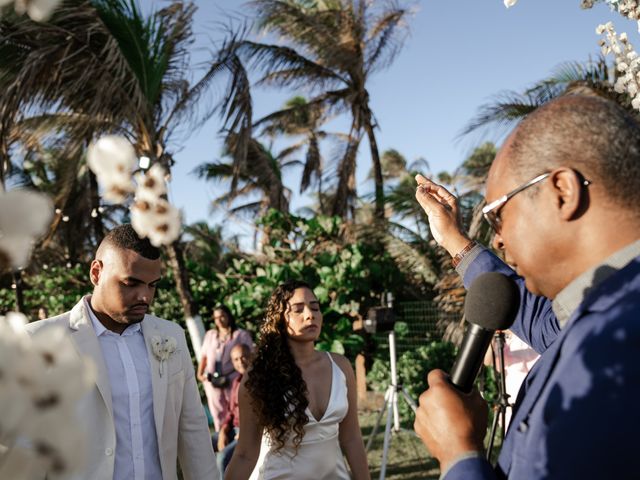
[100, 224, 161, 260]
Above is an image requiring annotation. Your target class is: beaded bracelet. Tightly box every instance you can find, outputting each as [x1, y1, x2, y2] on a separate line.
[451, 241, 477, 268]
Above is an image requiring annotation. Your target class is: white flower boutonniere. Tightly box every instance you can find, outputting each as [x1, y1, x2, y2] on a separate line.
[151, 336, 177, 377]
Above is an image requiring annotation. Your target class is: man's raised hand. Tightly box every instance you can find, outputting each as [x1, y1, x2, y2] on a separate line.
[415, 174, 472, 258]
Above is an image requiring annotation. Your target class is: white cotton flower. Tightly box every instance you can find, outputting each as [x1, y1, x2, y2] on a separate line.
[0, 189, 53, 269]
[130, 200, 156, 237]
[28, 326, 95, 410]
[134, 164, 167, 201]
[25, 0, 63, 22]
[0, 0, 14, 7]
[87, 136, 137, 177]
[100, 179, 135, 204]
[0, 320, 92, 478]
[0, 235, 35, 271]
[0, 322, 31, 436]
[24, 408, 87, 477]
[503, 0, 517, 8]
[0, 445, 45, 480]
[5, 312, 28, 329]
[618, 61, 630, 71]
[147, 200, 181, 247]
[0, 190, 52, 237]
[632, 95, 640, 109]
[131, 197, 181, 247]
[87, 136, 137, 204]
[597, 24, 607, 35]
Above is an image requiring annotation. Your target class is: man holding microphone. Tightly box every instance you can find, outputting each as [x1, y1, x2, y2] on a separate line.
[413, 93, 640, 479]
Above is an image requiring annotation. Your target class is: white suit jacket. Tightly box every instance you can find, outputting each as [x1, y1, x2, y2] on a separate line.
[25, 298, 219, 480]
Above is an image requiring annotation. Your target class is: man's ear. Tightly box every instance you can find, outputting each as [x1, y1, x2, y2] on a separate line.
[89, 259, 103, 286]
[549, 168, 588, 221]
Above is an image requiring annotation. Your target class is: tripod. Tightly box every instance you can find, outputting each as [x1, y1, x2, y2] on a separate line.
[486, 330, 511, 462]
[365, 331, 417, 480]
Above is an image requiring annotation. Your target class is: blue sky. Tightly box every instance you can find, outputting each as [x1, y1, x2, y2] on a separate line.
[153, 0, 634, 246]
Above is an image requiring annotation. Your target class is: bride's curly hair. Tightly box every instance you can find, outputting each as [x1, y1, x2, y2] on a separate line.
[245, 279, 313, 452]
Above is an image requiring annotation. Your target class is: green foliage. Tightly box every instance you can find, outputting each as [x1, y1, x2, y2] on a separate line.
[368, 340, 457, 424]
[0, 264, 91, 319]
[206, 210, 411, 357]
[4, 210, 433, 363]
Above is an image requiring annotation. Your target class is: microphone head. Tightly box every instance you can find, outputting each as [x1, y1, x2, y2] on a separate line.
[463, 272, 520, 331]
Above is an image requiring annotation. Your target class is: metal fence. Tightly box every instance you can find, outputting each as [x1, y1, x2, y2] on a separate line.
[371, 301, 460, 359]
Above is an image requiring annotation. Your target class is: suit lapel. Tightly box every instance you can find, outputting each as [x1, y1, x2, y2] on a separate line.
[68, 299, 114, 421]
[142, 317, 168, 440]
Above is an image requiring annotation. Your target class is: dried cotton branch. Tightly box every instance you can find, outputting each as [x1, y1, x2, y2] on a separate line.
[88, 136, 182, 246]
[597, 21, 640, 109]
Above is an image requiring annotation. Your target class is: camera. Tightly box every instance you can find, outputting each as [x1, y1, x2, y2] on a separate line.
[207, 371, 229, 388]
[364, 306, 396, 334]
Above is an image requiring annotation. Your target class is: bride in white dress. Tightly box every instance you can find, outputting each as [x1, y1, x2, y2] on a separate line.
[225, 280, 370, 480]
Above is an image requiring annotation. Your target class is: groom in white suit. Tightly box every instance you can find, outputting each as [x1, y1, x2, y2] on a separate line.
[25, 224, 218, 480]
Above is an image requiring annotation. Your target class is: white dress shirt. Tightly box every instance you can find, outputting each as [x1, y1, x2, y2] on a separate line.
[85, 297, 163, 480]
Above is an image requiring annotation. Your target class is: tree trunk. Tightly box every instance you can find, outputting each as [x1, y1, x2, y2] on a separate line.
[364, 116, 385, 221]
[332, 124, 360, 219]
[165, 240, 206, 359]
[12, 270, 25, 313]
[89, 170, 104, 247]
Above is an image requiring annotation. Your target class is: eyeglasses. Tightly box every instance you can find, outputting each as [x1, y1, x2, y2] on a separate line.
[482, 172, 550, 233]
[482, 171, 591, 233]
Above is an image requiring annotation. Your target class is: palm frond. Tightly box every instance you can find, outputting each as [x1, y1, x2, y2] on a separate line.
[365, 5, 410, 75]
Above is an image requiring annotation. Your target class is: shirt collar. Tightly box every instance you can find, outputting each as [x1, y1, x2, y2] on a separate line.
[552, 239, 640, 328]
[84, 296, 142, 337]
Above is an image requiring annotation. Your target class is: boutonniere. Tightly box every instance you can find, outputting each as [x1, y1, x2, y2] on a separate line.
[151, 336, 177, 377]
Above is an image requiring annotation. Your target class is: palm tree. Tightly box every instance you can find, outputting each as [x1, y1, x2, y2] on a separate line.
[182, 221, 227, 271]
[225, 0, 411, 220]
[460, 56, 638, 141]
[0, 0, 234, 351]
[259, 96, 329, 210]
[195, 134, 297, 249]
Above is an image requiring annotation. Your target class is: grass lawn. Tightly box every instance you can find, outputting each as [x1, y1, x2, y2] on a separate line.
[359, 401, 440, 480]
[359, 395, 505, 479]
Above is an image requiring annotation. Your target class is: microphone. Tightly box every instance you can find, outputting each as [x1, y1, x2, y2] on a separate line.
[449, 272, 520, 393]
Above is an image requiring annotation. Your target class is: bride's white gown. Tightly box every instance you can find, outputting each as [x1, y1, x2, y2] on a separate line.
[249, 352, 351, 479]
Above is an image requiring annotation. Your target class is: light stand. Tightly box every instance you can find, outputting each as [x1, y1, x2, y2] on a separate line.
[365, 293, 417, 480]
[486, 330, 510, 462]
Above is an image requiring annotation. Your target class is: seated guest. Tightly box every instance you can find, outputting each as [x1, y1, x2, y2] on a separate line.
[213, 343, 252, 476]
[197, 306, 253, 431]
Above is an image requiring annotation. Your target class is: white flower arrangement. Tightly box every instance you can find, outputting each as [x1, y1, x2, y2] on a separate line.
[597, 21, 640, 109]
[0, 188, 53, 270]
[0, 313, 95, 478]
[150, 335, 177, 377]
[87, 135, 182, 246]
[87, 136, 137, 204]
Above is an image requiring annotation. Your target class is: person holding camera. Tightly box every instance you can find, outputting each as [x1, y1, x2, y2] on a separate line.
[197, 305, 253, 432]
